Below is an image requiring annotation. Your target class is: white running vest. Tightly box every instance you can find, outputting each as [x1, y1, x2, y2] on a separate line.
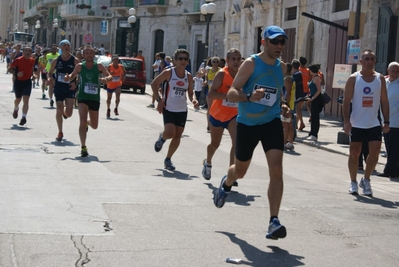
[350, 71, 381, 128]
[164, 68, 189, 112]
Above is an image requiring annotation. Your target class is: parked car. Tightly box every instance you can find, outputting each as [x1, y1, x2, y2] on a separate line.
[119, 57, 146, 94]
[95, 55, 112, 89]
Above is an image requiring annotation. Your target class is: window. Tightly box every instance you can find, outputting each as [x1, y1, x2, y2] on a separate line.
[286, 7, 297, 21]
[334, 0, 349, 12]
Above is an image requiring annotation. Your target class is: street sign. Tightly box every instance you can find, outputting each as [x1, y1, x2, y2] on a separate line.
[332, 64, 353, 89]
[347, 39, 361, 64]
[60, 30, 66, 36]
[84, 34, 92, 43]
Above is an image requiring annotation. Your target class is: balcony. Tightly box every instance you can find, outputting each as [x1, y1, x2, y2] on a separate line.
[139, 0, 169, 14]
[42, 0, 63, 8]
[60, 4, 113, 20]
[110, 0, 137, 16]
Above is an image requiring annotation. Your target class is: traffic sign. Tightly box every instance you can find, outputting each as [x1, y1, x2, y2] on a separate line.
[84, 34, 92, 43]
[332, 64, 361, 89]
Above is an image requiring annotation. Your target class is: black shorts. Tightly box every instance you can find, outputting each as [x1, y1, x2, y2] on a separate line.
[14, 79, 32, 98]
[41, 73, 47, 80]
[55, 87, 76, 102]
[350, 126, 382, 142]
[162, 109, 188, 127]
[78, 99, 100, 111]
[236, 118, 284, 162]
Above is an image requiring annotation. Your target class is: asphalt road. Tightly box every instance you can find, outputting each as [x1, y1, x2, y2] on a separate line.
[0, 67, 398, 267]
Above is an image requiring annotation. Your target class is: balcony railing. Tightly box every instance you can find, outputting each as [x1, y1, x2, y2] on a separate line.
[110, 0, 136, 7]
[138, 0, 169, 6]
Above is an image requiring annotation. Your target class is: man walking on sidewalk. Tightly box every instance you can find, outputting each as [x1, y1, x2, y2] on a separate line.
[343, 49, 390, 196]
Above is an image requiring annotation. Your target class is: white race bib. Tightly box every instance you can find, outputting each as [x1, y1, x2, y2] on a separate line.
[252, 84, 277, 106]
[222, 99, 238, 108]
[57, 73, 68, 83]
[84, 82, 98, 95]
[172, 86, 187, 99]
[112, 76, 120, 82]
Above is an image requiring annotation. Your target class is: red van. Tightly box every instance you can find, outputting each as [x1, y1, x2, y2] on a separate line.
[119, 57, 146, 94]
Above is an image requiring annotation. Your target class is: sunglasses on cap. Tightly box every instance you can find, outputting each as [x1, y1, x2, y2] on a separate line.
[268, 38, 286, 46]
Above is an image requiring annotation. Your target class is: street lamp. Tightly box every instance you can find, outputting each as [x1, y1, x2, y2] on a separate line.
[128, 8, 137, 57]
[35, 20, 41, 45]
[201, 0, 217, 62]
[23, 22, 29, 33]
[53, 18, 59, 44]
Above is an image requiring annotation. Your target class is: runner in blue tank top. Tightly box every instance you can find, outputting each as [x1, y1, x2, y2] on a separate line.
[213, 25, 290, 241]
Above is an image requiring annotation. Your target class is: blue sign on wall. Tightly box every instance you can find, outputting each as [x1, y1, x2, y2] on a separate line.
[101, 20, 108, 35]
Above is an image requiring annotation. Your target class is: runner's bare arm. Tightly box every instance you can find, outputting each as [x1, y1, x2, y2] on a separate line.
[227, 58, 255, 102]
[207, 71, 225, 101]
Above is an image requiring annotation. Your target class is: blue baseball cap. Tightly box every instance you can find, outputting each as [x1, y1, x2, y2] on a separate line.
[59, 39, 71, 46]
[263, 26, 288, 39]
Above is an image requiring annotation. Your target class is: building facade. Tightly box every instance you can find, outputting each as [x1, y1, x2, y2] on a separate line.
[5, 0, 399, 117]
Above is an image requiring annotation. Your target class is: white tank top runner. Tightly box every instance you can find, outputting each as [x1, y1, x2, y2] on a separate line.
[350, 71, 381, 128]
[164, 68, 189, 112]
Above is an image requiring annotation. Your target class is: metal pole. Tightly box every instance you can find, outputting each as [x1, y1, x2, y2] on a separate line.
[130, 23, 134, 57]
[351, 0, 361, 73]
[204, 14, 212, 62]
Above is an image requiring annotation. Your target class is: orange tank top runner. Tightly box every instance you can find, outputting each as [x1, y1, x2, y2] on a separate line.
[107, 64, 124, 89]
[209, 66, 238, 122]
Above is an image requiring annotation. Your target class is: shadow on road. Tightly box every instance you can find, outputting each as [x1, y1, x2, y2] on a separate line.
[353, 195, 399, 209]
[216, 231, 305, 266]
[8, 124, 30, 131]
[204, 183, 261, 207]
[154, 169, 197, 180]
[106, 117, 124, 121]
[46, 140, 78, 147]
[60, 155, 111, 163]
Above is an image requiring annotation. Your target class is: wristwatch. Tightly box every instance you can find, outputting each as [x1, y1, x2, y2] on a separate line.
[384, 121, 390, 125]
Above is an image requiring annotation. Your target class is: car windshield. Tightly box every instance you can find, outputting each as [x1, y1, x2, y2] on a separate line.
[120, 59, 142, 71]
[95, 55, 112, 67]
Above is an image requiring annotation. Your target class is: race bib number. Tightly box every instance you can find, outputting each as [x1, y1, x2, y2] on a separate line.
[57, 73, 68, 83]
[362, 96, 373, 107]
[172, 86, 187, 99]
[252, 84, 277, 106]
[84, 82, 99, 95]
[112, 76, 120, 82]
[222, 99, 238, 108]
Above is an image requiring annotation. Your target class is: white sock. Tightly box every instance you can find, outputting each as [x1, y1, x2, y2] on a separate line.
[22, 113, 26, 118]
[14, 107, 19, 111]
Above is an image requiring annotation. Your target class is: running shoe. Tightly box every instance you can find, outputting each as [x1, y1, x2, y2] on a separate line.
[19, 117, 27, 126]
[81, 146, 89, 157]
[154, 134, 165, 152]
[285, 142, 295, 150]
[106, 108, 111, 118]
[359, 177, 373, 196]
[50, 99, 54, 107]
[32, 83, 35, 88]
[202, 159, 212, 180]
[348, 181, 358, 195]
[147, 103, 155, 108]
[12, 109, 18, 119]
[213, 175, 230, 208]
[266, 218, 287, 240]
[62, 112, 68, 120]
[42, 93, 46, 99]
[56, 132, 63, 142]
[164, 158, 175, 171]
[114, 108, 119, 115]
[36, 82, 39, 86]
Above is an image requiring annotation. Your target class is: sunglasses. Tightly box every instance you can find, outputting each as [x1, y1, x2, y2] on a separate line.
[212, 61, 219, 63]
[268, 38, 286, 46]
[177, 57, 188, 61]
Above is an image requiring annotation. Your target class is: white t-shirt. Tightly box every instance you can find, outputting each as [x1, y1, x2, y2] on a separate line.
[193, 77, 203, 92]
[386, 77, 399, 128]
[350, 71, 381, 129]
